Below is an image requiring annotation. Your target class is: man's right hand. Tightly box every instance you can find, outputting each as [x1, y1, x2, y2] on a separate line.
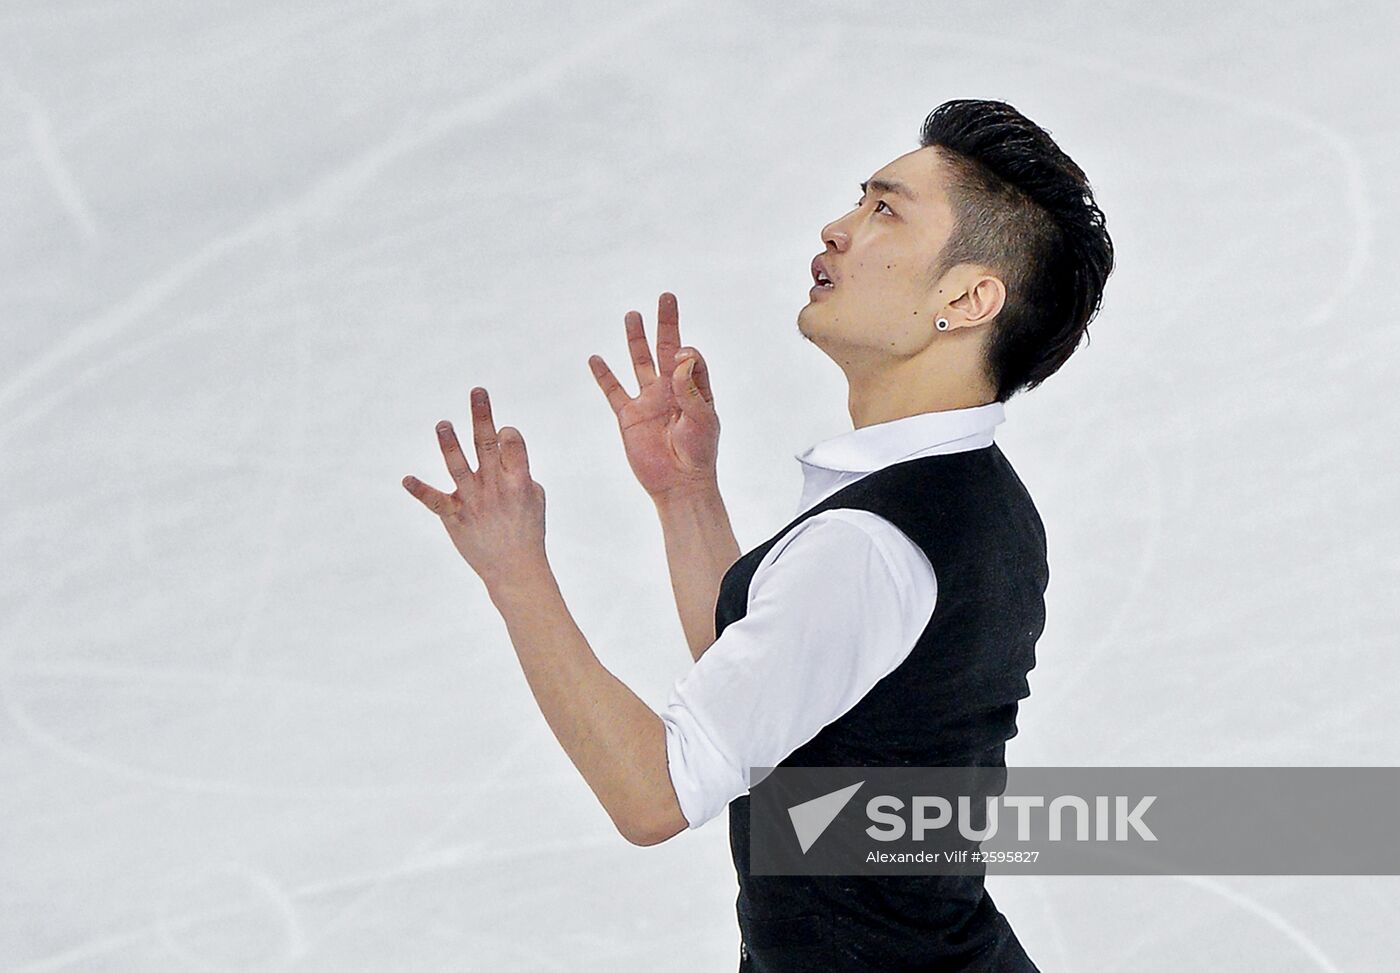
[588, 292, 720, 502]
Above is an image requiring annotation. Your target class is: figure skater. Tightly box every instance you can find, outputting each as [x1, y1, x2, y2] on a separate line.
[403, 98, 1114, 971]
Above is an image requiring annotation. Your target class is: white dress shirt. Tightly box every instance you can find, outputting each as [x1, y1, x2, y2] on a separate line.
[660, 401, 1007, 828]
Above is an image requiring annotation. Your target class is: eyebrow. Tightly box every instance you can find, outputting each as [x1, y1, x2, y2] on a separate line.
[860, 177, 919, 202]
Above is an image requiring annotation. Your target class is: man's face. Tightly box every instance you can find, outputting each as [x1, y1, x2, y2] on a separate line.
[799, 146, 958, 359]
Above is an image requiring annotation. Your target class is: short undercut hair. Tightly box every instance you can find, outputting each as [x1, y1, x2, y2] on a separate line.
[919, 99, 1115, 402]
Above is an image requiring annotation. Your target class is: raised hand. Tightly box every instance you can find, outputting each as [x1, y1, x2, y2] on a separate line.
[402, 387, 549, 590]
[588, 293, 719, 501]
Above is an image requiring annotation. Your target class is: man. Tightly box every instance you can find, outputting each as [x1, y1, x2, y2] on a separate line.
[403, 99, 1114, 971]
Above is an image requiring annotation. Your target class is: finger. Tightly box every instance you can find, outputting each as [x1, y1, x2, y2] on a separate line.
[588, 354, 633, 418]
[624, 309, 657, 387]
[673, 347, 714, 405]
[402, 474, 458, 517]
[499, 425, 529, 478]
[470, 387, 501, 485]
[436, 420, 474, 490]
[655, 292, 681, 377]
[672, 356, 708, 420]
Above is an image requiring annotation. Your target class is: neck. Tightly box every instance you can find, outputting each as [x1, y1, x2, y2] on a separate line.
[843, 354, 996, 429]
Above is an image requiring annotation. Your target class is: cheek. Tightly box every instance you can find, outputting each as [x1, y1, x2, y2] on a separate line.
[847, 262, 912, 302]
[856, 253, 907, 283]
[843, 261, 886, 289]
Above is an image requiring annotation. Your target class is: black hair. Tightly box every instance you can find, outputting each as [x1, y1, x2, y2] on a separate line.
[918, 99, 1114, 402]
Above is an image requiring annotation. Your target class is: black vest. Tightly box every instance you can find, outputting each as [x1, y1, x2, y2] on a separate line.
[719, 443, 1046, 972]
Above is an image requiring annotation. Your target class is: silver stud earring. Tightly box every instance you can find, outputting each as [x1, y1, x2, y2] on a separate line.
[935, 317, 949, 331]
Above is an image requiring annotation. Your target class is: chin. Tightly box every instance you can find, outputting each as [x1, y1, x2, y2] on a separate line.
[796, 307, 815, 335]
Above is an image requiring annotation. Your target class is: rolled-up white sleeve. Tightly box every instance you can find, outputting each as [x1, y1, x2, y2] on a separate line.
[660, 508, 938, 829]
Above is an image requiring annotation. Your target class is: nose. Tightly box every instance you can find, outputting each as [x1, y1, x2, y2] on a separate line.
[821, 219, 848, 252]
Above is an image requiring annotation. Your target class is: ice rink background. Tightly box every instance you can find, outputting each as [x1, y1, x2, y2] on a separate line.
[3, 1, 1399, 969]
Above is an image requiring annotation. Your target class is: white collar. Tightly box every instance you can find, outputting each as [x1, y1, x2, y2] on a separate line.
[795, 401, 1006, 473]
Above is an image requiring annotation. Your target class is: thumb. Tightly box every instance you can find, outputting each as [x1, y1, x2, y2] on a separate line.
[672, 351, 713, 416]
[498, 425, 530, 477]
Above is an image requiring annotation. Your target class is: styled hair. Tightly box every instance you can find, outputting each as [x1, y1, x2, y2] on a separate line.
[918, 99, 1114, 402]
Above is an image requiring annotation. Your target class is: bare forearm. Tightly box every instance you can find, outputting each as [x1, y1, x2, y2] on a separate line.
[652, 483, 742, 662]
[487, 561, 685, 844]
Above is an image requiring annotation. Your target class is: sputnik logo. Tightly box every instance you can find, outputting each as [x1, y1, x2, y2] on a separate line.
[787, 781, 865, 853]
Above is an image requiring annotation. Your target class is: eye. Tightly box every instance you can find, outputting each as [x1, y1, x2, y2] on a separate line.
[852, 197, 894, 215]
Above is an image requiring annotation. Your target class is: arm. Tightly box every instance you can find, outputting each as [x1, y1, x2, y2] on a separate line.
[489, 564, 689, 847]
[588, 293, 729, 661]
[402, 387, 688, 847]
[652, 483, 742, 663]
[661, 509, 938, 829]
[401, 386, 936, 846]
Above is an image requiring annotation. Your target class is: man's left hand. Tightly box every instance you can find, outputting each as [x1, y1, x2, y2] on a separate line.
[402, 386, 548, 590]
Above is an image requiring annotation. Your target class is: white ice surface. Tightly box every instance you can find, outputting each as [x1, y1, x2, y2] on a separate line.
[3, 1, 1399, 970]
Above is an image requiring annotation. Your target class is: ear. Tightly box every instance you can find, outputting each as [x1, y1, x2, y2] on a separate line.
[946, 271, 1006, 328]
